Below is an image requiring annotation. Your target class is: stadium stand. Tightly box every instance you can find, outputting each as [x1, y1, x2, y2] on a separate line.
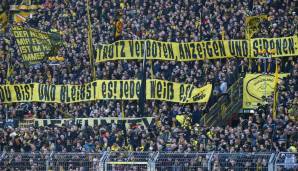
[0, 0, 297, 170]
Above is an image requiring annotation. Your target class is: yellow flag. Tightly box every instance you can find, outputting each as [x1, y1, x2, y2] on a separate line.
[245, 15, 267, 38]
[0, 12, 8, 32]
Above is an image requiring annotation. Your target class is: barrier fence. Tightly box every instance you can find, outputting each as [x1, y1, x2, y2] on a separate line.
[0, 152, 296, 171]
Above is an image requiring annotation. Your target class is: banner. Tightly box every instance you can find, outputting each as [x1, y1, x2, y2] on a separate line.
[243, 73, 288, 109]
[95, 36, 298, 62]
[0, 79, 212, 104]
[34, 117, 154, 130]
[13, 11, 34, 23]
[12, 26, 62, 63]
[245, 15, 268, 38]
[10, 5, 43, 11]
[0, 12, 8, 32]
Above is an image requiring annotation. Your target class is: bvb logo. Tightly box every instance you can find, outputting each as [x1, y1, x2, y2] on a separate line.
[246, 75, 275, 101]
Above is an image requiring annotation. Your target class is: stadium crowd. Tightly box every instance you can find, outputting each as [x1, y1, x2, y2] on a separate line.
[0, 0, 297, 157]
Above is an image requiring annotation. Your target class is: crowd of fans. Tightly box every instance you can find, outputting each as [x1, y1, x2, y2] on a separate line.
[0, 0, 297, 159]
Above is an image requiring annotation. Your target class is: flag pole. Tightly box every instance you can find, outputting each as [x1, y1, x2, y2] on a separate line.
[139, 41, 147, 116]
[272, 58, 279, 119]
[86, 0, 96, 81]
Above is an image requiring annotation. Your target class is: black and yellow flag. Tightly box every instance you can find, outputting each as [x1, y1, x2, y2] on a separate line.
[12, 26, 63, 64]
[0, 12, 8, 32]
[114, 18, 123, 40]
[245, 15, 267, 38]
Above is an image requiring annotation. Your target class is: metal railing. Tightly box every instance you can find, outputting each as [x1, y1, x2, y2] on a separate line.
[0, 152, 296, 171]
[203, 77, 243, 126]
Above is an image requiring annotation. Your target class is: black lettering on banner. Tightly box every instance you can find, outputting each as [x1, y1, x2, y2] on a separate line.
[86, 83, 91, 99]
[124, 81, 129, 98]
[167, 82, 174, 100]
[179, 44, 185, 59]
[252, 40, 258, 56]
[152, 41, 157, 57]
[71, 86, 76, 102]
[288, 38, 295, 54]
[229, 41, 235, 56]
[192, 90, 206, 101]
[94, 119, 98, 126]
[14, 86, 22, 101]
[163, 43, 168, 58]
[269, 40, 275, 52]
[242, 41, 248, 57]
[92, 82, 97, 99]
[142, 118, 150, 129]
[187, 86, 194, 98]
[167, 43, 174, 59]
[38, 84, 50, 101]
[263, 39, 269, 51]
[102, 82, 106, 98]
[43, 120, 48, 126]
[76, 85, 81, 101]
[119, 81, 123, 98]
[60, 85, 65, 102]
[130, 81, 135, 98]
[190, 43, 196, 59]
[218, 41, 226, 57]
[97, 45, 103, 61]
[163, 81, 167, 99]
[206, 42, 213, 58]
[80, 85, 85, 100]
[157, 42, 162, 58]
[150, 80, 156, 98]
[235, 41, 243, 56]
[0, 86, 12, 102]
[196, 43, 203, 59]
[108, 45, 114, 59]
[180, 85, 185, 102]
[115, 41, 119, 58]
[146, 41, 151, 57]
[213, 41, 219, 56]
[103, 46, 108, 59]
[157, 81, 162, 98]
[136, 81, 141, 96]
[84, 119, 88, 126]
[184, 44, 191, 59]
[76, 119, 82, 126]
[276, 39, 282, 55]
[140, 41, 145, 57]
[23, 84, 31, 101]
[113, 81, 117, 98]
[100, 119, 108, 125]
[135, 41, 140, 57]
[108, 81, 113, 98]
[120, 41, 125, 57]
[283, 39, 288, 54]
[129, 41, 134, 57]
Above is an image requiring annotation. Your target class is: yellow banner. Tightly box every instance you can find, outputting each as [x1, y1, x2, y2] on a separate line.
[96, 36, 298, 62]
[13, 11, 34, 23]
[0, 12, 8, 32]
[0, 79, 212, 104]
[243, 73, 288, 109]
[10, 5, 43, 11]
